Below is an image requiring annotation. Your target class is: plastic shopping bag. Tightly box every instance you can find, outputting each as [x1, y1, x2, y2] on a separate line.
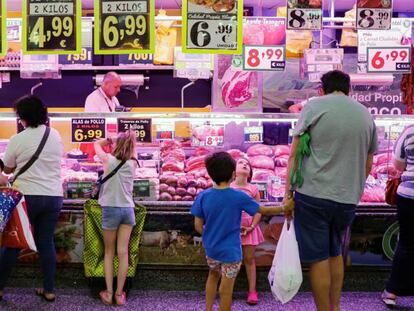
[268, 218, 302, 304]
[2, 192, 37, 251]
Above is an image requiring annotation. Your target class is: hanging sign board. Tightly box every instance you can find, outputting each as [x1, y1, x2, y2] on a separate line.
[0, 0, 6, 56]
[358, 18, 412, 73]
[356, 0, 392, 30]
[22, 0, 82, 54]
[304, 48, 344, 82]
[182, 0, 243, 55]
[287, 0, 322, 30]
[59, 17, 93, 66]
[71, 118, 106, 143]
[94, 0, 155, 54]
[367, 47, 411, 73]
[117, 118, 152, 143]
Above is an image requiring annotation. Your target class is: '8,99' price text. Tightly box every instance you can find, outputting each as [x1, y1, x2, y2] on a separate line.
[243, 46, 285, 71]
[287, 8, 322, 30]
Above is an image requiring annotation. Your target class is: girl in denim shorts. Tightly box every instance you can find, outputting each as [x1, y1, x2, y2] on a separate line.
[94, 130, 137, 306]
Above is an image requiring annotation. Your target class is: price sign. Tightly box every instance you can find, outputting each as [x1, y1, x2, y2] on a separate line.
[156, 122, 175, 141]
[71, 118, 106, 143]
[22, 0, 81, 54]
[244, 126, 263, 143]
[59, 47, 92, 65]
[357, 0, 392, 30]
[367, 47, 411, 73]
[0, 0, 5, 56]
[117, 118, 152, 143]
[182, 0, 243, 54]
[94, 0, 154, 54]
[304, 48, 344, 82]
[243, 45, 285, 71]
[119, 53, 153, 65]
[205, 136, 224, 147]
[287, 0, 322, 31]
[66, 181, 94, 199]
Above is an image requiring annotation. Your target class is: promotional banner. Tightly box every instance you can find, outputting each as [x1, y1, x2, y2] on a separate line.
[182, 0, 243, 54]
[22, 0, 82, 54]
[0, 0, 6, 56]
[358, 18, 412, 73]
[242, 17, 286, 71]
[287, 0, 322, 30]
[94, 0, 155, 54]
[356, 0, 392, 30]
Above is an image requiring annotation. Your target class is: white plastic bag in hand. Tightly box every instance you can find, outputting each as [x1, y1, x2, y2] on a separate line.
[268, 218, 302, 304]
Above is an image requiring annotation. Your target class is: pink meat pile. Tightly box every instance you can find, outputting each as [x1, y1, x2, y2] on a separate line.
[159, 147, 213, 201]
[160, 140, 185, 174]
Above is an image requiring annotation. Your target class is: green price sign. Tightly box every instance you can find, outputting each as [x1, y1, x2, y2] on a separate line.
[94, 0, 155, 54]
[182, 0, 243, 54]
[22, 0, 82, 54]
[0, 0, 6, 56]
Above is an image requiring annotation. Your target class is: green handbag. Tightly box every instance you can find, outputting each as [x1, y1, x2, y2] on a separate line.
[83, 199, 146, 277]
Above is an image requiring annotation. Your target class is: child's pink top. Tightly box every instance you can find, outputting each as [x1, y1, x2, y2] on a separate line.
[231, 182, 264, 246]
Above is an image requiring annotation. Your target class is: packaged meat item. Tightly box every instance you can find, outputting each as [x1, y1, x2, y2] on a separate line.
[160, 140, 181, 152]
[250, 155, 275, 170]
[177, 176, 188, 188]
[165, 175, 178, 186]
[176, 188, 187, 196]
[186, 155, 206, 168]
[273, 145, 291, 157]
[192, 147, 211, 157]
[182, 195, 194, 201]
[173, 195, 183, 201]
[167, 186, 176, 195]
[161, 161, 184, 173]
[252, 169, 275, 182]
[227, 149, 246, 160]
[187, 178, 198, 188]
[274, 155, 289, 167]
[160, 192, 173, 201]
[159, 183, 169, 193]
[196, 177, 208, 189]
[136, 167, 158, 179]
[187, 168, 207, 179]
[161, 149, 186, 162]
[247, 144, 273, 157]
[187, 187, 197, 196]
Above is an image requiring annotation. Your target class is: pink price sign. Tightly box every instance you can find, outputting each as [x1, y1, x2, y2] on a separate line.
[243, 45, 285, 71]
[205, 135, 223, 147]
[367, 47, 411, 73]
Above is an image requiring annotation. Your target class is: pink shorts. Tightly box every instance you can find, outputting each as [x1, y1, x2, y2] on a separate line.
[206, 257, 241, 279]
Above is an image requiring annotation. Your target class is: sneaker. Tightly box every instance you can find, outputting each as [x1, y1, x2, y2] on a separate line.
[115, 292, 126, 306]
[381, 290, 396, 306]
[247, 291, 258, 305]
[99, 290, 113, 306]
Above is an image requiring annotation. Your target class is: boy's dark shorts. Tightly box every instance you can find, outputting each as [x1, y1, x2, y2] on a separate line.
[294, 192, 356, 263]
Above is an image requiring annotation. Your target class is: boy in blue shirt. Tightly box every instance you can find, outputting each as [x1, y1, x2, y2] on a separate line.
[191, 151, 294, 311]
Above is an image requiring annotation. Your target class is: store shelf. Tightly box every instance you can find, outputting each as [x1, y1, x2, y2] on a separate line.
[0, 65, 175, 72]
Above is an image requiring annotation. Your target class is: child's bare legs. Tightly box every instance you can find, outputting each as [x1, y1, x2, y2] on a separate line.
[219, 275, 237, 311]
[243, 245, 257, 292]
[206, 270, 220, 311]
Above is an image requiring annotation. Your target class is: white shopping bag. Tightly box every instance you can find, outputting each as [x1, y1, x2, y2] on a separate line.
[268, 218, 302, 304]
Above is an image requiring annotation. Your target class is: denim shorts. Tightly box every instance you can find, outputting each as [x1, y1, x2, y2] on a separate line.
[294, 192, 356, 263]
[102, 206, 136, 230]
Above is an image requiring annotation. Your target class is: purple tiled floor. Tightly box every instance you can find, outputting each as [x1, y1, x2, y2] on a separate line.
[0, 289, 413, 311]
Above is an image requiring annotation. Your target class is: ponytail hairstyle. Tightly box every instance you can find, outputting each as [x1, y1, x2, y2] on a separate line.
[112, 130, 136, 161]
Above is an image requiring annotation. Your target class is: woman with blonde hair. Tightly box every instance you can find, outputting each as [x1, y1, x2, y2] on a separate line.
[94, 130, 137, 306]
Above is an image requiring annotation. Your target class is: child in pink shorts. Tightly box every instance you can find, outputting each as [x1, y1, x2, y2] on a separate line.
[231, 158, 264, 305]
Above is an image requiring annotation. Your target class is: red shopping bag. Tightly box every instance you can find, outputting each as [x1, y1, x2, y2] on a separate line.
[2, 195, 37, 251]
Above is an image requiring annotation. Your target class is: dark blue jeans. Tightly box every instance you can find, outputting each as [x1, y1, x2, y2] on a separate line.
[0, 195, 62, 293]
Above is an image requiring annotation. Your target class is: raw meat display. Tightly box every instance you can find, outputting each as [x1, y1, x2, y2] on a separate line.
[220, 67, 254, 108]
[273, 145, 291, 157]
[192, 147, 211, 157]
[177, 176, 188, 188]
[176, 187, 187, 197]
[160, 139, 185, 174]
[159, 183, 169, 193]
[161, 161, 185, 173]
[247, 144, 273, 157]
[135, 167, 158, 179]
[361, 185, 385, 202]
[250, 155, 275, 170]
[160, 192, 173, 201]
[160, 140, 181, 152]
[187, 187, 197, 196]
[373, 152, 390, 166]
[274, 167, 288, 180]
[371, 162, 397, 178]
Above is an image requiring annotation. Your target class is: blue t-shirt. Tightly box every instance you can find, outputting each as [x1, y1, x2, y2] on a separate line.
[191, 187, 259, 263]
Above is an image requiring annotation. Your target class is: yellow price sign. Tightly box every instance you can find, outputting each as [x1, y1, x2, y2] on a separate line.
[71, 118, 106, 143]
[0, 0, 6, 56]
[117, 118, 152, 143]
[23, 0, 81, 54]
[94, 0, 155, 54]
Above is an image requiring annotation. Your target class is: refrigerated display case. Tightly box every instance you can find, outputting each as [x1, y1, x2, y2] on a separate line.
[0, 112, 410, 266]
